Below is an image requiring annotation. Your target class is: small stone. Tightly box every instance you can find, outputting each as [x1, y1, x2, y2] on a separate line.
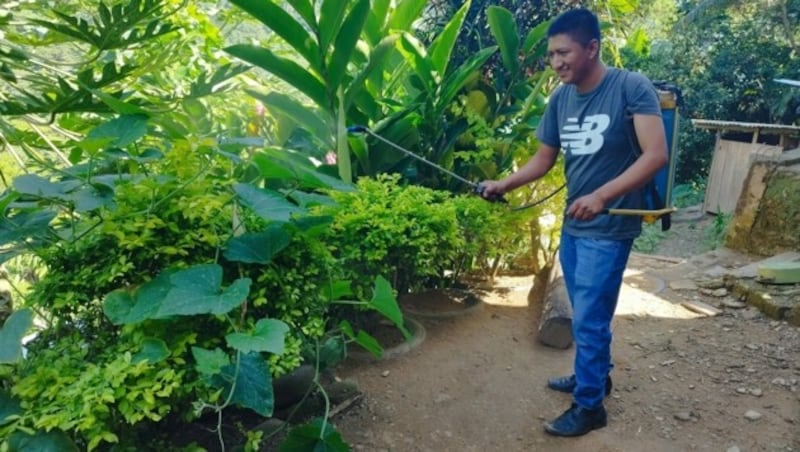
[736, 387, 748, 394]
[661, 359, 676, 366]
[651, 376, 658, 382]
[689, 384, 695, 389]
[772, 377, 787, 386]
[744, 410, 763, 421]
[727, 446, 741, 452]
[381, 370, 390, 377]
[712, 288, 729, 297]
[674, 411, 693, 421]
[722, 298, 746, 309]
[750, 388, 763, 397]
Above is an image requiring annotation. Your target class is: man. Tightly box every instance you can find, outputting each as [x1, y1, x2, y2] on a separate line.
[480, 8, 668, 437]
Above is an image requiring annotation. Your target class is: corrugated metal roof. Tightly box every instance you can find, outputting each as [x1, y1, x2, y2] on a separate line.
[692, 119, 800, 135]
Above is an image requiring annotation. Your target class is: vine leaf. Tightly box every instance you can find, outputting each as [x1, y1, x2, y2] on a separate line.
[368, 276, 410, 340]
[192, 347, 230, 376]
[0, 308, 32, 364]
[224, 223, 292, 264]
[225, 318, 290, 355]
[210, 353, 274, 417]
[103, 264, 252, 324]
[280, 417, 349, 452]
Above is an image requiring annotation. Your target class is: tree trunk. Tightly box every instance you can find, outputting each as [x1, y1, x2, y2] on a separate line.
[537, 254, 573, 349]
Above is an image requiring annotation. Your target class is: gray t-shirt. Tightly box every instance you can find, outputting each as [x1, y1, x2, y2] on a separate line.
[536, 67, 661, 240]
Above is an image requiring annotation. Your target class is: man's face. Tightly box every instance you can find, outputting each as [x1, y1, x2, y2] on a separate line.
[547, 33, 597, 86]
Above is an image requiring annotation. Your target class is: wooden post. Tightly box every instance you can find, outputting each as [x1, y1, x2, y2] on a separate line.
[537, 254, 573, 349]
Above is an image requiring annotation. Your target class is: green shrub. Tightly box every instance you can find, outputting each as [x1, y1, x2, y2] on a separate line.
[321, 174, 465, 296]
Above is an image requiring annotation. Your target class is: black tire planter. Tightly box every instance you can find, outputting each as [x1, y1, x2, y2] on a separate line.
[347, 316, 426, 363]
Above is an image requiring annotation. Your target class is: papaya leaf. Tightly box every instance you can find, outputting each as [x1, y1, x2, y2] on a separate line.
[86, 114, 149, 148]
[0, 210, 57, 247]
[210, 353, 274, 417]
[192, 347, 230, 376]
[0, 308, 32, 364]
[224, 224, 292, 264]
[90, 89, 151, 116]
[225, 318, 290, 355]
[368, 276, 410, 340]
[279, 417, 349, 452]
[226, 45, 327, 109]
[487, 6, 520, 74]
[233, 183, 306, 223]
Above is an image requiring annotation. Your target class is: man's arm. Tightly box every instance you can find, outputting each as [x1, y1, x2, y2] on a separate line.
[480, 143, 560, 197]
[567, 113, 668, 220]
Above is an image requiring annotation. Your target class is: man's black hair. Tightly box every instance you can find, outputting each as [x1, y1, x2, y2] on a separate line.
[547, 8, 601, 47]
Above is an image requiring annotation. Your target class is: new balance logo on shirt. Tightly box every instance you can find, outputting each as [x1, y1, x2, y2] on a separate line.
[560, 114, 610, 156]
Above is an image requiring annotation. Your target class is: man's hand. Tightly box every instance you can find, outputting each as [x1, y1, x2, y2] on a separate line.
[566, 192, 606, 221]
[478, 180, 507, 200]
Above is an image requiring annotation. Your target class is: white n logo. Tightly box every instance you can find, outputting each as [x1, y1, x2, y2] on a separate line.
[560, 114, 610, 156]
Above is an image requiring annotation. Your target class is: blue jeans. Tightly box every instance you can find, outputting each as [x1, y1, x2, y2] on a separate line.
[559, 232, 633, 409]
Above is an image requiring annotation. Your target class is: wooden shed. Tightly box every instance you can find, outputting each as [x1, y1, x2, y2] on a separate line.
[692, 119, 800, 214]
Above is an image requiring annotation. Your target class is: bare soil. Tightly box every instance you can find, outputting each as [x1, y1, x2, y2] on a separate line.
[330, 213, 800, 452]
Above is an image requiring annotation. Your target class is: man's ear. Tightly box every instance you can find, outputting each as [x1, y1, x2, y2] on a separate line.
[587, 39, 600, 60]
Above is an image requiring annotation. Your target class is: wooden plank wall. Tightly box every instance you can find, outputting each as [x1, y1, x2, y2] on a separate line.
[704, 140, 783, 214]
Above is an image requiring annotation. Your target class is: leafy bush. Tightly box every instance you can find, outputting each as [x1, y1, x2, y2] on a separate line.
[321, 174, 464, 296]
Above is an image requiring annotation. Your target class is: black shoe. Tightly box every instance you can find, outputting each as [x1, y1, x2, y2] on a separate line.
[544, 403, 607, 437]
[546, 374, 612, 396]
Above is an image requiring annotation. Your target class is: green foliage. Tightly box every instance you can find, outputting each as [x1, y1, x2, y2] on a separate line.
[0, 308, 32, 363]
[280, 417, 349, 452]
[633, 222, 667, 253]
[321, 174, 464, 295]
[629, 0, 800, 183]
[672, 180, 706, 208]
[705, 211, 732, 250]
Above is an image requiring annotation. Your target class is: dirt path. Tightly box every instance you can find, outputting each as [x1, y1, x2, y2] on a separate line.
[332, 215, 800, 452]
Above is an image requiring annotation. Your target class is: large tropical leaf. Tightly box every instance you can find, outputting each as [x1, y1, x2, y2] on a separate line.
[388, 0, 427, 32]
[428, 1, 470, 76]
[228, 0, 321, 71]
[319, 0, 348, 54]
[396, 34, 437, 95]
[328, 0, 371, 89]
[225, 45, 327, 109]
[247, 90, 333, 148]
[487, 6, 520, 74]
[439, 47, 497, 113]
[345, 35, 399, 111]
